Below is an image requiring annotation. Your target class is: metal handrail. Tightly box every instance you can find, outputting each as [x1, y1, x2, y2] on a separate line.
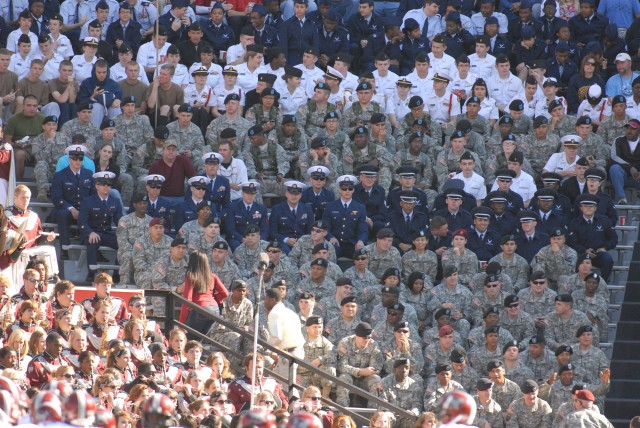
[145, 290, 418, 424]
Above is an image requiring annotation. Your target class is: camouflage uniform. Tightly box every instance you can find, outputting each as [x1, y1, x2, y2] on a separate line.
[544, 309, 598, 351]
[370, 304, 420, 332]
[517, 133, 561, 179]
[113, 113, 155, 164]
[517, 287, 557, 318]
[335, 335, 384, 407]
[440, 249, 479, 287]
[311, 128, 350, 160]
[341, 142, 394, 192]
[469, 290, 510, 326]
[424, 378, 465, 412]
[379, 375, 423, 427]
[211, 259, 241, 288]
[442, 131, 487, 159]
[423, 343, 466, 378]
[421, 327, 465, 351]
[205, 115, 252, 152]
[61, 119, 100, 155]
[539, 380, 609, 414]
[32, 132, 70, 193]
[298, 334, 336, 388]
[296, 101, 339, 137]
[208, 295, 253, 360]
[570, 344, 609, 385]
[246, 276, 277, 305]
[256, 257, 299, 289]
[557, 273, 609, 304]
[178, 220, 204, 243]
[531, 245, 578, 289]
[551, 116, 577, 140]
[467, 324, 514, 351]
[371, 321, 420, 354]
[343, 267, 378, 293]
[506, 397, 552, 428]
[428, 284, 474, 324]
[492, 378, 523, 412]
[298, 260, 343, 283]
[243, 141, 289, 195]
[392, 149, 436, 191]
[245, 106, 282, 137]
[288, 236, 337, 267]
[395, 112, 443, 144]
[454, 113, 493, 138]
[295, 276, 336, 303]
[297, 150, 342, 185]
[484, 151, 535, 185]
[401, 250, 438, 283]
[521, 347, 556, 383]
[341, 101, 386, 135]
[269, 125, 308, 175]
[578, 133, 610, 170]
[504, 363, 535, 388]
[434, 149, 483, 190]
[468, 345, 503, 376]
[453, 365, 480, 393]
[233, 240, 270, 278]
[166, 121, 206, 170]
[363, 243, 402, 280]
[381, 339, 424, 377]
[560, 408, 613, 428]
[133, 235, 173, 288]
[474, 396, 503, 427]
[131, 140, 164, 179]
[401, 288, 433, 327]
[468, 272, 515, 295]
[499, 311, 537, 350]
[116, 213, 152, 285]
[150, 254, 188, 316]
[597, 114, 631, 146]
[511, 115, 533, 136]
[571, 289, 609, 342]
[488, 253, 531, 293]
[316, 296, 342, 324]
[325, 316, 361, 345]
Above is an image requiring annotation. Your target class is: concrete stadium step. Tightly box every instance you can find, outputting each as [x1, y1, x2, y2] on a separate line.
[89, 264, 120, 272]
[605, 399, 640, 425]
[611, 321, 640, 341]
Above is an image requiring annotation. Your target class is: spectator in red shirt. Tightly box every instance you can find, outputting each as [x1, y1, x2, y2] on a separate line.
[178, 250, 229, 336]
[225, 0, 261, 41]
[149, 139, 197, 206]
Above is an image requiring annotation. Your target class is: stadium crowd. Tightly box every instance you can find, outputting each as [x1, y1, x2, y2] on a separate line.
[0, 0, 639, 424]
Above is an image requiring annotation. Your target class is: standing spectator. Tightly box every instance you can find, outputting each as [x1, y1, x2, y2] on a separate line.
[279, 0, 320, 67]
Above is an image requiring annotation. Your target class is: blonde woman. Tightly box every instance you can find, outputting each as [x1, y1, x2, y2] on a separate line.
[7, 329, 30, 374]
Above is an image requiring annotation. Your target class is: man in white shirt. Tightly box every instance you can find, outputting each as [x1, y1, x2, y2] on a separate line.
[80, 1, 110, 40]
[109, 44, 149, 83]
[470, 0, 508, 35]
[428, 34, 456, 77]
[401, 0, 443, 39]
[491, 151, 536, 207]
[295, 48, 324, 99]
[405, 52, 435, 100]
[217, 139, 248, 201]
[468, 35, 496, 80]
[453, 151, 486, 203]
[372, 53, 400, 102]
[424, 72, 460, 125]
[265, 287, 305, 380]
[137, 27, 171, 76]
[486, 54, 525, 113]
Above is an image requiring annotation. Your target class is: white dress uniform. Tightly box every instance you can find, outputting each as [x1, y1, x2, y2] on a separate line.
[338, 70, 359, 94]
[626, 96, 640, 120]
[469, 11, 508, 35]
[226, 43, 245, 65]
[536, 96, 568, 120]
[486, 73, 525, 110]
[491, 170, 537, 202]
[428, 52, 457, 78]
[71, 54, 98, 83]
[218, 157, 249, 200]
[385, 92, 411, 119]
[373, 69, 400, 101]
[86, 0, 120, 23]
[543, 152, 580, 175]
[214, 85, 243, 111]
[235, 62, 266, 93]
[8, 53, 33, 80]
[110, 62, 150, 84]
[263, 65, 285, 83]
[405, 69, 436, 101]
[59, 0, 92, 31]
[165, 63, 189, 86]
[79, 19, 109, 41]
[6, 30, 38, 53]
[49, 33, 75, 58]
[129, 0, 158, 34]
[463, 96, 499, 120]
[32, 50, 65, 82]
[328, 88, 352, 112]
[183, 84, 216, 107]
[453, 171, 487, 200]
[468, 53, 496, 80]
[295, 64, 325, 99]
[401, 9, 443, 38]
[137, 41, 171, 71]
[279, 86, 308, 116]
[577, 98, 611, 125]
[425, 90, 461, 124]
[189, 62, 223, 89]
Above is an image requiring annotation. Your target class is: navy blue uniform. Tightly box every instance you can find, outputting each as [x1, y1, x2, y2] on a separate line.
[428, 232, 452, 253]
[361, 34, 403, 74]
[388, 209, 429, 249]
[507, 19, 542, 44]
[534, 210, 566, 236]
[539, 16, 562, 42]
[200, 20, 235, 56]
[568, 13, 609, 46]
[432, 191, 477, 213]
[387, 187, 429, 215]
[319, 26, 351, 62]
[279, 16, 320, 66]
[544, 57, 578, 94]
[400, 36, 430, 75]
[353, 184, 388, 237]
[567, 214, 617, 281]
[268, 201, 314, 253]
[346, 13, 383, 62]
[185, 175, 232, 215]
[482, 190, 524, 215]
[438, 31, 475, 61]
[466, 227, 501, 262]
[265, 11, 284, 31]
[396, 0, 422, 18]
[301, 187, 335, 221]
[158, 11, 189, 43]
[174, 197, 219, 232]
[253, 24, 279, 48]
[322, 199, 369, 258]
[488, 35, 512, 58]
[432, 208, 473, 232]
[488, 211, 519, 237]
[30, 16, 49, 37]
[223, 199, 269, 250]
[571, 192, 618, 226]
[79, 194, 123, 269]
[51, 167, 95, 246]
[146, 196, 175, 236]
[306, 10, 324, 30]
[106, 20, 143, 56]
[514, 231, 549, 264]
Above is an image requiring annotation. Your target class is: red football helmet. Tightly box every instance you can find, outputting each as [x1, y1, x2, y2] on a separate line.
[30, 391, 63, 423]
[0, 376, 28, 409]
[0, 390, 22, 424]
[143, 393, 175, 417]
[437, 391, 477, 424]
[43, 380, 74, 397]
[286, 413, 323, 428]
[94, 408, 116, 428]
[63, 390, 97, 426]
[239, 410, 277, 428]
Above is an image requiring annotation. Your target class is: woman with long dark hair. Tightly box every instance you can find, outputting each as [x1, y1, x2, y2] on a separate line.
[178, 251, 229, 335]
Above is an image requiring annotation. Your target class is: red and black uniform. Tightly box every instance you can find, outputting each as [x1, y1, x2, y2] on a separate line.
[26, 351, 69, 389]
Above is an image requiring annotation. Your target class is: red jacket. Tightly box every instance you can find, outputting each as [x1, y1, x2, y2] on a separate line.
[179, 273, 228, 323]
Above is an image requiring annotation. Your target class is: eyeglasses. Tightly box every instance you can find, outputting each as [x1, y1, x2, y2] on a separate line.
[311, 176, 326, 181]
[260, 400, 275, 405]
[485, 283, 499, 288]
[103, 384, 117, 389]
[532, 280, 546, 285]
[508, 304, 520, 309]
[134, 302, 146, 308]
[340, 187, 355, 191]
[148, 184, 163, 189]
[267, 249, 281, 254]
[63, 373, 74, 378]
[192, 186, 207, 191]
[309, 397, 322, 401]
[69, 156, 84, 161]
[27, 278, 37, 283]
[96, 182, 112, 187]
[311, 228, 325, 233]
[355, 256, 368, 261]
[586, 61, 596, 66]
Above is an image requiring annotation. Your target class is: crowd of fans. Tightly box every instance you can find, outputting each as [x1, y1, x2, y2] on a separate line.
[1, 0, 640, 425]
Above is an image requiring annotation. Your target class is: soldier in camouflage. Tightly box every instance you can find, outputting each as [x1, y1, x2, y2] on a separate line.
[341, 82, 387, 136]
[468, 328, 506, 376]
[243, 124, 288, 197]
[116, 194, 151, 285]
[435, 131, 484, 190]
[424, 363, 465, 412]
[363, 229, 403, 280]
[341, 127, 394, 192]
[486, 360, 523, 414]
[31, 116, 70, 200]
[167, 104, 207, 170]
[325, 296, 361, 346]
[378, 359, 423, 428]
[572, 273, 609, 343]
[518, 115, 561, 180]
[450, 349, 481, 393]
[505, 380, 553, 428]
[395, 96, 443, 145]
[423, 325, 466, 379]
[499, 295, 537, 350]
[298, 316, 335, 396]
[574, 116, 610, 170]
[288, 221, 337, 268]
[150, 238, 188, 316]
[488, 235, 531, 294]
[531, 228, 578, 290]
[298, 137, 343, 186]
[205, 94, 252, 152]
[131, 126, 170, 186]
[316, 277, 352, 323]
[61, 102, 100, 155]
[473, 378, 504, 427]
[96, 119, 135, 205]
[233, 224, 270, 279]
[113, 96, 155, 165]
[522, 336, 557, 383]
[268, 115, 307, 177]
[296, 83, 339, 137]
[310, 111, 350, 160]
[544, 294, 599, 351]
[392, 132, 436, 192]
[381, 321, 424, 378]
[209, 241, 241, 286]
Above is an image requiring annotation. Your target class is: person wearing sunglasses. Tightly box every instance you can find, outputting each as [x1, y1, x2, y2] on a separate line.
[51, 143, 95, 258]
[468, 306, 514, 351]
[174, 176, 218, 232]
[341, 126, 394, 193]
[469, 274, 509, 327]
[78, 171, 123, 282]
[298, 139, 340, 199]
[382, 359, 424, 420]
[499, 295, 537, 351]
[517, 271, 557, 329]
[287, 219, 337, 268]
[531, 228, 577, 290]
